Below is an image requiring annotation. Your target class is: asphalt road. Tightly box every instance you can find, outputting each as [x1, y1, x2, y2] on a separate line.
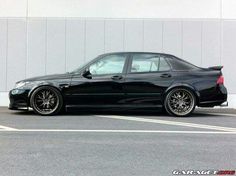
[0, 107, 235, 176]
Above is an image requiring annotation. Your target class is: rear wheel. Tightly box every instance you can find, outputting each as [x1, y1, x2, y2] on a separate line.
[30, 86, 63, 116]
[164, 88, 196, 117]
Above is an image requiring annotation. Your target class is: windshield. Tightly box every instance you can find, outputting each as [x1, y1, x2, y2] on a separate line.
[70, 63, 87, 74]
[69, 56, 100, 74]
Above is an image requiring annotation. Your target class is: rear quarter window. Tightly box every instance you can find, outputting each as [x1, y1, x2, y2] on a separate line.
[167, 57, 199, 71]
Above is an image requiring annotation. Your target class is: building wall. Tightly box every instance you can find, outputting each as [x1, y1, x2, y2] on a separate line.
[1, 0, 236, 19]
[0, 0, 236, 107]
[0, 0, 222, 18]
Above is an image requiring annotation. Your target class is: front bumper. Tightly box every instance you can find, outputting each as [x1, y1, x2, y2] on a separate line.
[9, 89, 30, 110]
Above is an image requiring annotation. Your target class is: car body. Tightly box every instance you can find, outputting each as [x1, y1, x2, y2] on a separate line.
[9, 52, 227, 116]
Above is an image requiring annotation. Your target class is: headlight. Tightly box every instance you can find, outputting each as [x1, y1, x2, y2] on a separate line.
[11, 89, 25, 95]
[15, 81, 38, 89]
[15, 82, 29, 89]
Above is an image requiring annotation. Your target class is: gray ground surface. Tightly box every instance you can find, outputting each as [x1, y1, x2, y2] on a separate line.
[0, 107, 235, 176]
[196, 107, 236, 114]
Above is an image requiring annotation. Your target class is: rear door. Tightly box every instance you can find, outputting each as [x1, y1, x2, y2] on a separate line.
[123, 53, 174, 106]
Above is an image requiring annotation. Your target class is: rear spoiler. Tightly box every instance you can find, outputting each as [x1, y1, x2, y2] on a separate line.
[208, 66, 223, 70]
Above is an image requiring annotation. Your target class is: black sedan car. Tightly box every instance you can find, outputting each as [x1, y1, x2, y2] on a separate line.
[9, 52, 227, 117]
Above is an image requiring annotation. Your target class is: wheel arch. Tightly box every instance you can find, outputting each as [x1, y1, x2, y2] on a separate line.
[28, 83, 64, 107]
[163, 83, 200, 106]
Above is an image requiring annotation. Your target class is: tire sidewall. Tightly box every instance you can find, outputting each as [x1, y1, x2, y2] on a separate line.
[164, 88, 196, 117]
[30, 86, 63, 116]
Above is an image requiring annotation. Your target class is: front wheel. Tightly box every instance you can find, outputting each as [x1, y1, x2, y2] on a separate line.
[164, 88, 196, 117]
[30, 86, 63, 116]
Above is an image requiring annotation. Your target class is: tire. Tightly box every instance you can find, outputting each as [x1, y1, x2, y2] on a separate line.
[30, 86, 63, 116]
[164, 88, 196, 117]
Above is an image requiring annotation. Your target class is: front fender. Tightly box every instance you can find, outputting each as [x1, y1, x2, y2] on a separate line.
[28, 82, 62, 99]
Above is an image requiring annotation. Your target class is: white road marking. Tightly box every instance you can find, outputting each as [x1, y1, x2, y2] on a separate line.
[0, 129, 235, 134]
[0, 113, 235, 134]
[95, 115, 236, 132]
[198, 112, 236, 117]
[0, 125, 18, 131]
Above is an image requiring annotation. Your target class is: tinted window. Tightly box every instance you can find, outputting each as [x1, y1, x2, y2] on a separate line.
[130, 54, 170, 73]
[167, 56, 199, 71]
[89, 54, 126, 75]
[159, 57, 171, 71]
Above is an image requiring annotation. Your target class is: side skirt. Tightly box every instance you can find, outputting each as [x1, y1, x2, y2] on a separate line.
[65, 104, 163, 111]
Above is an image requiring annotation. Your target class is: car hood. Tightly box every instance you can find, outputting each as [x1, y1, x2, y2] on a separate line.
[18, 73, 72, 83]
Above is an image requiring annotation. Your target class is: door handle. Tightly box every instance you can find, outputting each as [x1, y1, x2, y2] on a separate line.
[111, 75, 123, 80]
[160, 73, 171, 78]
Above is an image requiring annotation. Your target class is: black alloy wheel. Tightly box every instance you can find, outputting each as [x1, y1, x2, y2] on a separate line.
[164, 88, 196, 117]
[30, 86, 63, 115]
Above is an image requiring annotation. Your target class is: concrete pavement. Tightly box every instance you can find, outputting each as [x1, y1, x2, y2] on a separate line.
[0, 107, 235, 176]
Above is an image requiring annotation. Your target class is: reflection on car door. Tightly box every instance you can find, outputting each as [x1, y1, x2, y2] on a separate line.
[67, 54, 128, 107]
[124, 54, 174, 107]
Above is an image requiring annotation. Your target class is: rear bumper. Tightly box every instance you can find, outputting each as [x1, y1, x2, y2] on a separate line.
[9, 89, 30, 110]
[198, 85, 227, 107]
[198, 100, 227, 107]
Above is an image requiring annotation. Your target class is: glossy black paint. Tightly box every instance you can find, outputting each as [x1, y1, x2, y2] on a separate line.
[9, 52, 227, 111]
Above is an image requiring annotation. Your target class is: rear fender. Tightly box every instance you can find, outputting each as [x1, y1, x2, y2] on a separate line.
[163, 83, 200, 105]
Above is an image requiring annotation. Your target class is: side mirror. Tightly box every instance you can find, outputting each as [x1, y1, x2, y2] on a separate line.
[82, 69, 92, 79]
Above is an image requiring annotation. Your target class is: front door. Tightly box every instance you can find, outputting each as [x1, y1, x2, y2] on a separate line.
[68, 54, 128, 107]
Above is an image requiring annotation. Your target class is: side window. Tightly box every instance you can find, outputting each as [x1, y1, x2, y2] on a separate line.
[89, 54, 126, 75]
[130, 54, 170, 73]
[131, 54, 159, 73]
[159, 57, 171, 71]
[167, 56, 199, 71]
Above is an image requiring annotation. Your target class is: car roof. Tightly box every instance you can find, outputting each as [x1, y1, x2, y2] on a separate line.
[100, 52, 176, 58]
[100, 52, 200, 69]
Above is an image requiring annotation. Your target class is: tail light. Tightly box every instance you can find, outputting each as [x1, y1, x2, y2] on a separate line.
[217, 75, 224, 85]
